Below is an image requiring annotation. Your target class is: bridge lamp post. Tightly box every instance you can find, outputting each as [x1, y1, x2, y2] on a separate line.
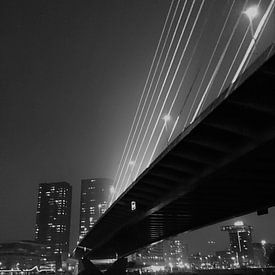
[162, 114, 171, 145]
[261, 240, 267, 257]
[243, 6, 259, 37]
[162, 114, 171, 131]
[129, 160, 135, 166]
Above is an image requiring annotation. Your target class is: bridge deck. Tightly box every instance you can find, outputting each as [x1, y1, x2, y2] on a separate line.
[76, 44, 275, 259]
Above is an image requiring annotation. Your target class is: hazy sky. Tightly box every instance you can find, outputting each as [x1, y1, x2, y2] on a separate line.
[0, 0, 274, 254]
[0, 0, 170, 249]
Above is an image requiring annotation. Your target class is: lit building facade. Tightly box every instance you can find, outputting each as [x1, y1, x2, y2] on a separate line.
[164, 238, 188, 267]
[221, 221, 254, 266]
[79, 178, 112, 241]
[135, 242, 165, 267]
[215, 250, 234, 268]
[35, 182, 72, 261]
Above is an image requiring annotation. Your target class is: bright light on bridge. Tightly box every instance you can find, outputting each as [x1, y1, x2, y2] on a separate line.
[110, 185, 115, 194]
[129, 160, 135, 166]
[243, 6, 259, 21]
[162, 113, 171, 124]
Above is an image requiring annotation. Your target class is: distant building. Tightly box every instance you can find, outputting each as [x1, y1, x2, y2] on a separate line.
[265, 243, 275, 263]
[221, 221, 254, 266]
[0, 241, 50, 271]
[188, 252, 203, 269]
[35, 182, 72, 265]
[253, 241, 275, 267]
[253, 242, 266, 267]
[164, 238, 188, 267]
[79, 178, 112, 241]
[215, 250, 234, 268]
[188, 252, 217, 269]
[135, 242, 165, 267]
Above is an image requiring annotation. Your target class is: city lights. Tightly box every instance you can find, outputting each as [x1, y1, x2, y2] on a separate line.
[162, 114, 171, 131]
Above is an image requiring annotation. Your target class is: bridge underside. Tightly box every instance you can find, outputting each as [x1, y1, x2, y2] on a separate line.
[76, 45, 275, 260]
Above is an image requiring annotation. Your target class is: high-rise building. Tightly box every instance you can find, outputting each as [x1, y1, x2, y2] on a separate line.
[221, 221, 254, 266]
[35, 182, 72, 261]
[164, 238, 188, 267]
[135, 242, 165, 267]
[215, 250, 234, 268]
[79, 178, 112, 241]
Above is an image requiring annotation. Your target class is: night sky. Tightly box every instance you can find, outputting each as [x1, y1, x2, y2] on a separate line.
[0, 0, 274, 254]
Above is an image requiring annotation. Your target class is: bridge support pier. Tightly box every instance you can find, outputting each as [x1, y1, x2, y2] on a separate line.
[78, 257, 127, 275]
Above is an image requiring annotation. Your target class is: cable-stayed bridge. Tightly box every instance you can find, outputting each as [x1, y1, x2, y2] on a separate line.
[75, 0, 275, 264]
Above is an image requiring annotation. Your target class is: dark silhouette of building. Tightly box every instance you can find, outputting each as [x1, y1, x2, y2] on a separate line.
[79, 178, 112, 241]
[221, 221, 254, 267]
[0, 240, 49, 271]
[35, 182, 72, 265]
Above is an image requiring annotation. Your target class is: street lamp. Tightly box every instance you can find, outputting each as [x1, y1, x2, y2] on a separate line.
[243, 6, 259, 36]
[162, 114, 171, 131]
[261, 240, 266, 246]
[261, 240, 267, 257]
[129, 160, 135, 166]
[162, 114, 171, 146]
[110, 185, 115, 194]
[244, 6, 258, 21]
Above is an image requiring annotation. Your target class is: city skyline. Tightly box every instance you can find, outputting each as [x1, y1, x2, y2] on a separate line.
[0, 0, 275, 255]
[0, 177, 274, 256]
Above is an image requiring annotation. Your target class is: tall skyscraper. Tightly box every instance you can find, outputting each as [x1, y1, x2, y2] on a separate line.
[79, 178, 112, 241]
[221, 221, 254, 266]
[35, 182, 72, 260]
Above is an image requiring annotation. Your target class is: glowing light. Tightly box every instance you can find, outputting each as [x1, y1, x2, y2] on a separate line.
[162, 114, 171, 124]
[150, 265, 165, 272]
[129, 160, 135, 166]
[232, 0, 274, 84]
[234, 221, 244, 226]
[0, 266, 55, 273]
[131, 201, 136, 211]
[110, 186, 115, 194]
[261, 240, 266, 245]
[243, 6, 259, 21]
